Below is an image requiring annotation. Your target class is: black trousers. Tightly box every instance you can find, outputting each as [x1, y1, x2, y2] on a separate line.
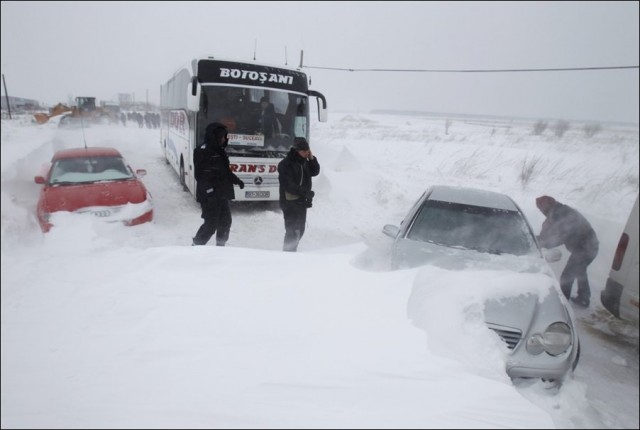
[560, 246, 598, 301]
[193, 196, 232, 246]
[281, 201, 307, 252]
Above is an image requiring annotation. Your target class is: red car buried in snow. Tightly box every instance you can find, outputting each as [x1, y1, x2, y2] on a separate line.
[34, 147, 153, 232]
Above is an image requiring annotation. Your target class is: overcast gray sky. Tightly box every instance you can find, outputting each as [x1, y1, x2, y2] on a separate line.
[1, 1, 638, 123]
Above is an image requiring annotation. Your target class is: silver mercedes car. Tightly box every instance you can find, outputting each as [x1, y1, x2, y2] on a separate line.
[383, 185, 580, 385]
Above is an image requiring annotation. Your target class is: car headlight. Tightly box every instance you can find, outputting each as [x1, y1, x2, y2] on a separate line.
[542, 322, 572, 356]
[526, 322, 572, 356]
[526, 334, 545, 355]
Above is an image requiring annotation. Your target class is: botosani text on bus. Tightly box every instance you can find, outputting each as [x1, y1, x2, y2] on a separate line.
[220, 68, 294, 86]
[198, 60, 308, 93]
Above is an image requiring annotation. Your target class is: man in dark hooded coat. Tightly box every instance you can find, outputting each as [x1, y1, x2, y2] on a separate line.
[277, 137, 320, 252]
[536, 195, 599, 308]
[192, 123, 244, 246]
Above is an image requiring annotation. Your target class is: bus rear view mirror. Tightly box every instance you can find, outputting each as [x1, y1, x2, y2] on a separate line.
[309, 90, 328, 123]
[317, 103, 328, 122]
[187, 78, 201, 112]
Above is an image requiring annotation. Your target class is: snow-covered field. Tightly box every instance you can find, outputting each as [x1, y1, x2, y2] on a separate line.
[1, 112, 638, 428]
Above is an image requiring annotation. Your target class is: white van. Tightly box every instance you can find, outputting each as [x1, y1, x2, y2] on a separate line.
[600, 193, 639, 326]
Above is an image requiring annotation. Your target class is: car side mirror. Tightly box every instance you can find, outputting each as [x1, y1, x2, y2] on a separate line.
[135, 169, 147, 178]
[383, 224, 400, 238]
[34, 176, 45, 184]
[543, 248, 562, 263]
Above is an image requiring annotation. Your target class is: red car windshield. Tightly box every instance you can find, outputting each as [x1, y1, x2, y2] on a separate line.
[49, 156, 134, 185]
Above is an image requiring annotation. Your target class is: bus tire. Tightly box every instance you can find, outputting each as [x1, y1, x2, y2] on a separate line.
[179, 161, 188, 192]
[163, 141, 170, 165]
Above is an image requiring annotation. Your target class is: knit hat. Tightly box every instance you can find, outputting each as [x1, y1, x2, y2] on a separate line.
[293, 137, 310, 151]
[536, 195, 556, 215]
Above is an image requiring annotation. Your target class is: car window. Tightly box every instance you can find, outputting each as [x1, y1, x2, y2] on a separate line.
[407, 201, 536, 256]
[49, 156, 133, 184]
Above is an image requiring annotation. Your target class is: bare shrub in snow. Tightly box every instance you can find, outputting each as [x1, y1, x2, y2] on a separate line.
[532, 120, 547, 135]
[519, 155, 542, 188]
[553, 120, 570, 137]
[584, 123, 602, 138]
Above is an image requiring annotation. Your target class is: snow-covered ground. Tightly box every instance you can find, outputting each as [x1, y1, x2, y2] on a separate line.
[1, 112, 638, 428]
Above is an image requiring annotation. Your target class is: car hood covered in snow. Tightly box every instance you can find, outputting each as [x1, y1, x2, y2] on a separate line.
[405, 241, 578, 383]
[40, 179, 149, 213]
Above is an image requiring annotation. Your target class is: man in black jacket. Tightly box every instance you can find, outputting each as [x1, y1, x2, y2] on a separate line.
[192, 123, 244, 246]
[536, 195, 599, 308]
[277, 137, 320, 252]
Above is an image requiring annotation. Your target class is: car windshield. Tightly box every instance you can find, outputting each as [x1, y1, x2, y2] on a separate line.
[49, 156, 134, 185]
[406, 200, 537, 256]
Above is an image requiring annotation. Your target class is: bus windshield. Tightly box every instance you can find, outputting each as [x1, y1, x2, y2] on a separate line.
[197, 86, 310, 157]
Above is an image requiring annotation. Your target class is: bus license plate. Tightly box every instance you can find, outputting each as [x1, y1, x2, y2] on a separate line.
[245, 191, 270, 198]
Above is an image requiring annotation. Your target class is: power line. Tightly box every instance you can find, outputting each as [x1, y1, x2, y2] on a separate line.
[301, 65, 639, 73]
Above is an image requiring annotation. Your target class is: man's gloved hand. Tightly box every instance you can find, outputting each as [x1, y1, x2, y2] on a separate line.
[238, 180, 245, 189]
[304, 190, 314, 208]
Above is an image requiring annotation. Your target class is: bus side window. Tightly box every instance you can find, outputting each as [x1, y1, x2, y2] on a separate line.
[296, 99, 306, 115]
[294, 99, 307, 137]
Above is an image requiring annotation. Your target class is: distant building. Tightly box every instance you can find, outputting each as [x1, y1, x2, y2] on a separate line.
[100, 101, 121, 116]
[118, 93, 133, 108]
[1, 96, 41, 111]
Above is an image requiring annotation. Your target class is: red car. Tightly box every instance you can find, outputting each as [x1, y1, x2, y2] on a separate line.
[34, 147, 153, 232]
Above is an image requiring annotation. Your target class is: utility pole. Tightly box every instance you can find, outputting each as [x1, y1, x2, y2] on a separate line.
[2, 74, 12, 120]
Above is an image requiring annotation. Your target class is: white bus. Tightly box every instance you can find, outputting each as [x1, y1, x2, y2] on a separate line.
[160, 57, 327, 201]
